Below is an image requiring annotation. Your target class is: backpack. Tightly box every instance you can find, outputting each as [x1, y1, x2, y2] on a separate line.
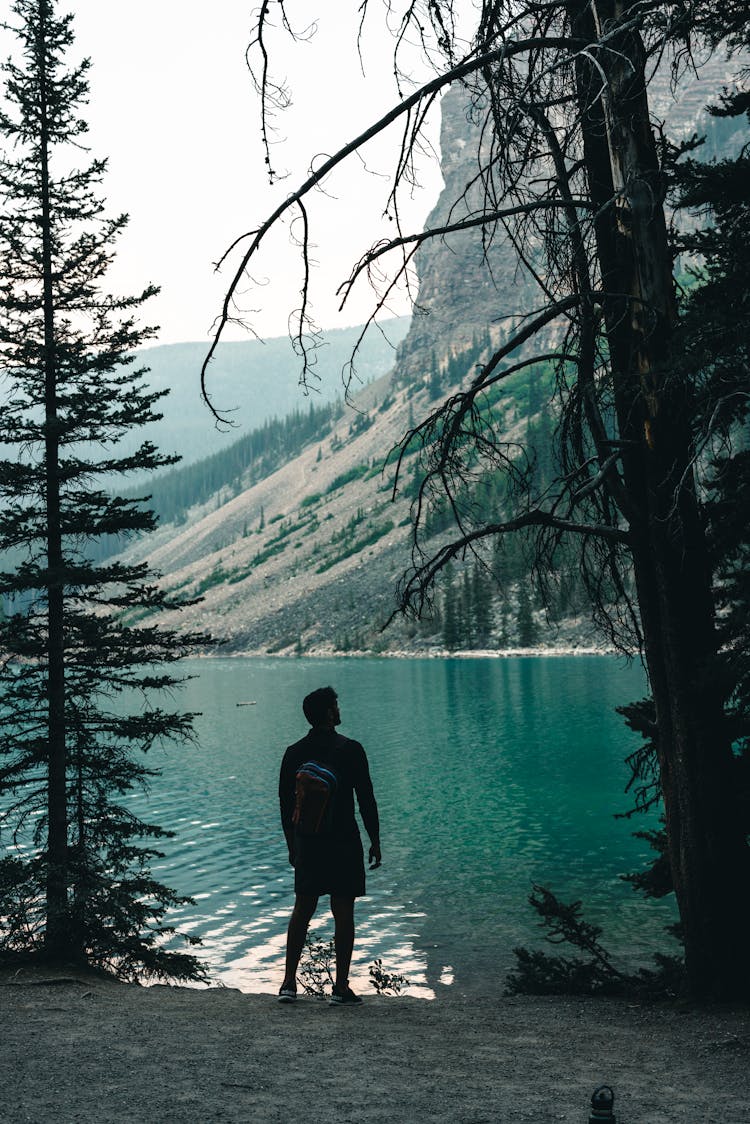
[292, 760, 339, 836]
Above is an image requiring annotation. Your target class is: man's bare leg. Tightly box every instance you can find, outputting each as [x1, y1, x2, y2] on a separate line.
[281, 893, 318, 991]
[331, 895, 355, 990]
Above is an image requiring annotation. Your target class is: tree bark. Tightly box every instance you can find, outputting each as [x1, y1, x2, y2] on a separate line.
[37, 1, 71, 962]
[577, 0, 750, 998]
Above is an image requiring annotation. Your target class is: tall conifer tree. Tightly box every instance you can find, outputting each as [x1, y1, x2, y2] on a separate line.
[0, 0, 208, 980]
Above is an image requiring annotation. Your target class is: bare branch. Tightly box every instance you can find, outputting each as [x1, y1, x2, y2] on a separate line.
[389, 506, 630, 623]
[201, 32, 586, 421]
[337, 197, 597, 305]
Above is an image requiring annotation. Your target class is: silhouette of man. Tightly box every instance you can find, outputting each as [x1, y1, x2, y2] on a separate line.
[278, 686, 381, 1004]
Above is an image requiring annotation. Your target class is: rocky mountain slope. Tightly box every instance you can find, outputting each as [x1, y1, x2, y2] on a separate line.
[124, 340, 567, 655]
[125, 62, 742, 657]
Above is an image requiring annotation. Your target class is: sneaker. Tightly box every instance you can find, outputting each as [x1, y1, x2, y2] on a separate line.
[329, 985, 363, 1006]
[278, 985, 297, 1003]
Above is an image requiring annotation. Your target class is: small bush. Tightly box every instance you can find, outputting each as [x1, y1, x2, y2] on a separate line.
[298, 935, 410, 998]
[369, 958, 410, 995]
[505, 884, 684, 999]
[194, 566, 228, 595]
[315, 519, 395, 574]
[300, 492, 322, 509]
[325, 463, 369, 494]
[298, 935, 336, 997]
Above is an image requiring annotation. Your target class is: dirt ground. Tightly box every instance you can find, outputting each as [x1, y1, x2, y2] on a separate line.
[2, 969, 749, 1123]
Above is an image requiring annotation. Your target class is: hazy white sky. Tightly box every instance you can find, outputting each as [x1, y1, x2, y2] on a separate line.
[62, 1, 452, 346]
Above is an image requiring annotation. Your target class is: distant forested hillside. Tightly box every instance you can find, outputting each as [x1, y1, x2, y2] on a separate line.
[86, 397, 345, 564]
[122, 318, 409, 475]
[134, 399, 343, 528]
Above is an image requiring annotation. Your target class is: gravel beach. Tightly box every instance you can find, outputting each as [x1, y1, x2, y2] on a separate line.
[3, 968, 748, 1123]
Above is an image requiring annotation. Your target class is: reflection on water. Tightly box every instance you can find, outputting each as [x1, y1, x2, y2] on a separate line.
[134, 655, 676, 996]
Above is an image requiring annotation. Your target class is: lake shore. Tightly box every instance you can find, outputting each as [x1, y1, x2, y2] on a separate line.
[219, 644, 619, 660]
[3, 967, 747, 1123]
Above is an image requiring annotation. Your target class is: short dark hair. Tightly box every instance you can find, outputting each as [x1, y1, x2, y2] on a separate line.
[303, 686, 337, 727]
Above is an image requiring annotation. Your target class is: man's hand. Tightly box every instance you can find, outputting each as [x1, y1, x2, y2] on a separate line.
[368, 843, 382, 870]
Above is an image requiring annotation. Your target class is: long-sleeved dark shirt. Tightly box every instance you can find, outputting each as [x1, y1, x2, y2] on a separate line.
[279, 727, 380, 849]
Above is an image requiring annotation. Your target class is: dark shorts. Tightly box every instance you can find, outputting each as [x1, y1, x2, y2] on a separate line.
[293, 831, 366, 898]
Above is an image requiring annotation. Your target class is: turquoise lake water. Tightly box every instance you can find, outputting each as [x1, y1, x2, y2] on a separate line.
[128, 655, 678, 997]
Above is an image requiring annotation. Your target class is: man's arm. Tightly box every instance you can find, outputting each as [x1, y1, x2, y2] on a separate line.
[353, 743, 381, 868]
[278, 749, 296, 865]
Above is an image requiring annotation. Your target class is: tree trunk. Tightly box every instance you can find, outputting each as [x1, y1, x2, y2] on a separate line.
[577, 0, 750, 998]
[37, 3, 71, 962]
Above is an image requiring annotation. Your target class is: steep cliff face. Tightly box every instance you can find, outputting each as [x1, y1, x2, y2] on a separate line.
[395, 85, 534, 380]
[648, 51, 747, 141]
[393, 53, 746, 381]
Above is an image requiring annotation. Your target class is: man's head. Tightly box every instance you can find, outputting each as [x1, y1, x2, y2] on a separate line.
[303, 686, 340, 729]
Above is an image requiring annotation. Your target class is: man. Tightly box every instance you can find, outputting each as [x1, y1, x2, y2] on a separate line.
[278, 686, 381, 1004]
